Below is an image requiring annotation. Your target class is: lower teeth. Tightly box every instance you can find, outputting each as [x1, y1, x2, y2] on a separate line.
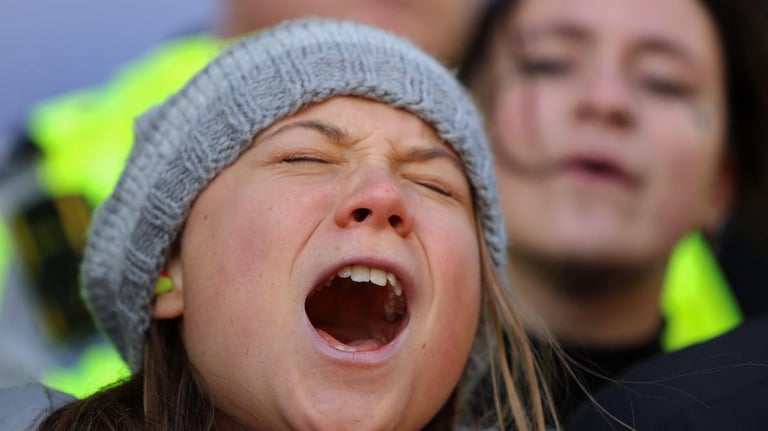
[334, 338, 383, 352]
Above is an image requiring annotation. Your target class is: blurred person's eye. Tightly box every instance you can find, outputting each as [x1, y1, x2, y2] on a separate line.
[637, 75, 694, 99]
[513, 35, 578, 79]
[634, 54, 696, 100]
[517, 56, 573, 77]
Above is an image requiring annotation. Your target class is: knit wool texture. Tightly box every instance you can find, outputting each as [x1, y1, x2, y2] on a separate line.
[82, 18, 506, 371]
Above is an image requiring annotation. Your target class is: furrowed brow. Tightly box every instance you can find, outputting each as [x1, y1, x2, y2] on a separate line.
[403, 146, 465, 173]
[256, 120, 353, 145]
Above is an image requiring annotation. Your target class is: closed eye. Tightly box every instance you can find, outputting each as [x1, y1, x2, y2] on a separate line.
[279, 152, 332, 164]
[413, 180, 453, 197]
[639, 77, 693, 99]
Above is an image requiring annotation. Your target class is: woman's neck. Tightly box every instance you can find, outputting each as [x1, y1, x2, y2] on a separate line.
[508, 252, 667, 349]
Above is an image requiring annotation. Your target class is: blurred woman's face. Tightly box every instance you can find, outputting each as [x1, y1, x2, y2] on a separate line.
[222, 0, 484, 66]
[169, 97, 481, 430]
[484, 0, 732, 269]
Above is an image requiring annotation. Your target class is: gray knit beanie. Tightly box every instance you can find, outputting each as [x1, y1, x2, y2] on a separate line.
[82, 18, 506, 371]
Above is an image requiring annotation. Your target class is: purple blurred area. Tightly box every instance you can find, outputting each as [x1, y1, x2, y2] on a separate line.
[0, 0, 215, 135]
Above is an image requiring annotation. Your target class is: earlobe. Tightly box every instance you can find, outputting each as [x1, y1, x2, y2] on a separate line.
[151, 256, 184, 319]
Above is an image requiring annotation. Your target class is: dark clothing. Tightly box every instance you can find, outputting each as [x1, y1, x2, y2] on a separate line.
[548, 334, 663, 421]
[470, 333, 664, 424]
[0, 384, 73, 431]
[566, 314, 768, 430]
[719, 222, 768, 318]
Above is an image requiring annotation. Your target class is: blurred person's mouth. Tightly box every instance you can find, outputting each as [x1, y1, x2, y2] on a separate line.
[558, 155, 641, 190]
[494, 146, 641, 190]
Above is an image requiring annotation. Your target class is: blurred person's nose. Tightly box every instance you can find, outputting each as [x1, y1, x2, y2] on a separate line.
[574, 60, 635, 129]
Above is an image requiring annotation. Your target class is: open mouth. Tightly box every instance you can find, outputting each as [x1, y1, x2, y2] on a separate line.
[305, 264, 408, 353]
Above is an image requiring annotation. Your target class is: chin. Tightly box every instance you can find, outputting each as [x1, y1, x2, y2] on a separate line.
[285, 396, 422, 431]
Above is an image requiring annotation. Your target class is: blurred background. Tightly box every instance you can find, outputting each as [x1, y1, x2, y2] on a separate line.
[1, 0, 766, 406]
[0, 0, 214, 138]
[0, 0, 213, 394]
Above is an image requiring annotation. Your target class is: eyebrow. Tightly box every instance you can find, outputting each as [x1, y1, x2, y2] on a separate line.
[402, 146, 464, 173]
[257, 119, 353, 146]
[258, 119, 463, 168]
[516, 21, 590, 44]
[631, 38, 699, 69]
[517, 21, 698, 69]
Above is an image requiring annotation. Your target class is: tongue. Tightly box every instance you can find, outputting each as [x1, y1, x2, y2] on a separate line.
[347, 338, 383, 350]
[316, 328, 383, 352]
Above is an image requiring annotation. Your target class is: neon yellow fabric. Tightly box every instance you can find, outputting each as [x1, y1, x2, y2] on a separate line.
[42, 343, 131, 399]
[28, 35, 222, 207]
[661, 232, 743, 351]
[0, 222, 11, 303]
[26, 35, 221, 398]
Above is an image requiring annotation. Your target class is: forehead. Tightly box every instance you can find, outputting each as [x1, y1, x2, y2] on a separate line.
[511, 0, 719, 58]
[266, 96, 448, 149]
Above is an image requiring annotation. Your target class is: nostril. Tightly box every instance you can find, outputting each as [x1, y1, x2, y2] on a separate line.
[388, 215, 402, 229]
[353, 208, 371, 222]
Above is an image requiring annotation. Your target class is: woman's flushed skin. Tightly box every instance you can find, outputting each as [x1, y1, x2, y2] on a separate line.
[480, 0, 732, 345]
[154, 97, 482, 430]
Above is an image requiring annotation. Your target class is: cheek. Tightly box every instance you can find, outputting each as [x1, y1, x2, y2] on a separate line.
[491, 82, 572, 166]
[415, 244, 480, 417]
[186, 202, 281, 293]
[179, 179, 334, 371]
[191, 180, 332, 284]
[645, 111, 725, 231]
[492, 84, 533, 159]
[179, 195, 285, 365]
[417, 205, 481, 379]
[491, 84, 572, 234]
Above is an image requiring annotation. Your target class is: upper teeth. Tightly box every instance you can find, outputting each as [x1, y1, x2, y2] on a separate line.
[335, 264, 403, 296]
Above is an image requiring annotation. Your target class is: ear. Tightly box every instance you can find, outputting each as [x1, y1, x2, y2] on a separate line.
[151, 253, 184, 319]
[702, 156, 735, 235]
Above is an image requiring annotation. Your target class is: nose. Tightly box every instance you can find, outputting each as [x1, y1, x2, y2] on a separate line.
[334, 166, 415, 238]
[574, 63, 635, 129]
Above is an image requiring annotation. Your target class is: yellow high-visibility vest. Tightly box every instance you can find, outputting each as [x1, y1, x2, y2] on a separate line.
[0, 223, 11, 304]
[28, 34, 223, 207]
[26, 35, 222, 398]
[661, 232, 743, 351]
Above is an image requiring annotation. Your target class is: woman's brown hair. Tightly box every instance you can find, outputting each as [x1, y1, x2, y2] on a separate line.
[36, 319, 215, 430]
[466, 217, 558, 430]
